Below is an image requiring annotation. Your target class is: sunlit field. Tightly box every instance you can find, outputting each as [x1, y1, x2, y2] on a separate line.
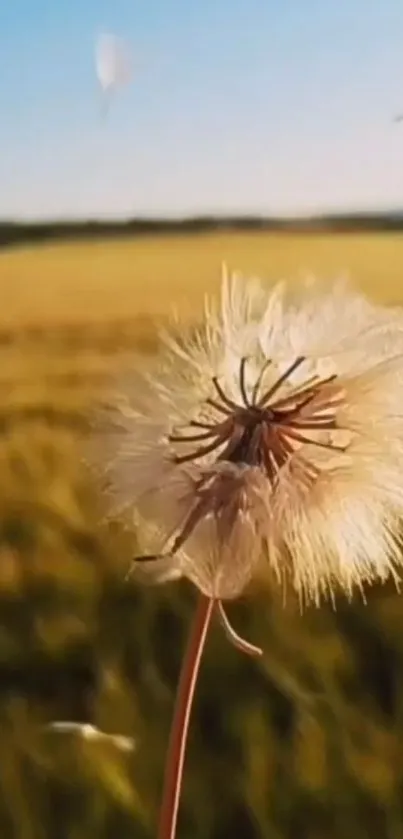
[2, 231, 403, 331]
[1, 231, 403, 838]
[3, 230, 403, 447]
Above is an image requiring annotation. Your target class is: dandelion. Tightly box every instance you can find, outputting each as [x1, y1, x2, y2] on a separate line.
[95, 267, 403, 839]
[102, 268, 403, 607]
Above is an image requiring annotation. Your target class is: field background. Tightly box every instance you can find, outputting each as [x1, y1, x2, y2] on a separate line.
[2, 231, 403, 329]
[1, 231, 403, 839]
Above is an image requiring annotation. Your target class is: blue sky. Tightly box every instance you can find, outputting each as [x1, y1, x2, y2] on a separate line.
[2, 0, 403, 219]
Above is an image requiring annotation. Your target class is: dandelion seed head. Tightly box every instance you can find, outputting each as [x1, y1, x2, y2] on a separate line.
[96, 268, 403, 605]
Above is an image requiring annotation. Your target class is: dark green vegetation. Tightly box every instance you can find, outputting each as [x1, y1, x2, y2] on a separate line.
[2, 210, 403, 250]
[2, 317, 403, 839]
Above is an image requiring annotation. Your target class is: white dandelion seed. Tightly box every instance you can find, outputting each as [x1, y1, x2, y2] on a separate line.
[45, 722, 135, 751]
[94, 268, 403, 645]
[95, 32, 133, 118]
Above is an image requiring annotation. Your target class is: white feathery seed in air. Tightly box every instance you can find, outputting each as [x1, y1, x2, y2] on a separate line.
[45, 722, 135, 751]
[95, 32, 133, 115]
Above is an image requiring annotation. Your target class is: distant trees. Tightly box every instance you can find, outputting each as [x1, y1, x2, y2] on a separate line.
[1, 212, 403, 249]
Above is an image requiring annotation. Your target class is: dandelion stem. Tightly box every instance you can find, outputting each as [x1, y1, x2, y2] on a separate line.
[157, 594, 214, 839]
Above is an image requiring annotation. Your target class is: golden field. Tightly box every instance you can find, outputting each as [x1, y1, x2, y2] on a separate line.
[2, 231, 403, 330]
[1, 231, 403, 839]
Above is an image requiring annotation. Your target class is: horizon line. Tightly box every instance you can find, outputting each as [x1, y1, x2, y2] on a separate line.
[2, 207, 403, 226]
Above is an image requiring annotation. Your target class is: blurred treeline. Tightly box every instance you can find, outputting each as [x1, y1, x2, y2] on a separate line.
[2, 211, 403, 250]
[2, 322, 403, 839]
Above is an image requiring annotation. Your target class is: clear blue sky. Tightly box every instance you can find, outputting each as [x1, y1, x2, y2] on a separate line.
[2, 0, 403, 219]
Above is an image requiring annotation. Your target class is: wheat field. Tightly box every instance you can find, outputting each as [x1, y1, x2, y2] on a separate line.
[2, 231, 403, 329]
[1, 231, 403, 839]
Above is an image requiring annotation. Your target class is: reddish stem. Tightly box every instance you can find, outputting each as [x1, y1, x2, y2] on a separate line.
[157, 594, 214, 839]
